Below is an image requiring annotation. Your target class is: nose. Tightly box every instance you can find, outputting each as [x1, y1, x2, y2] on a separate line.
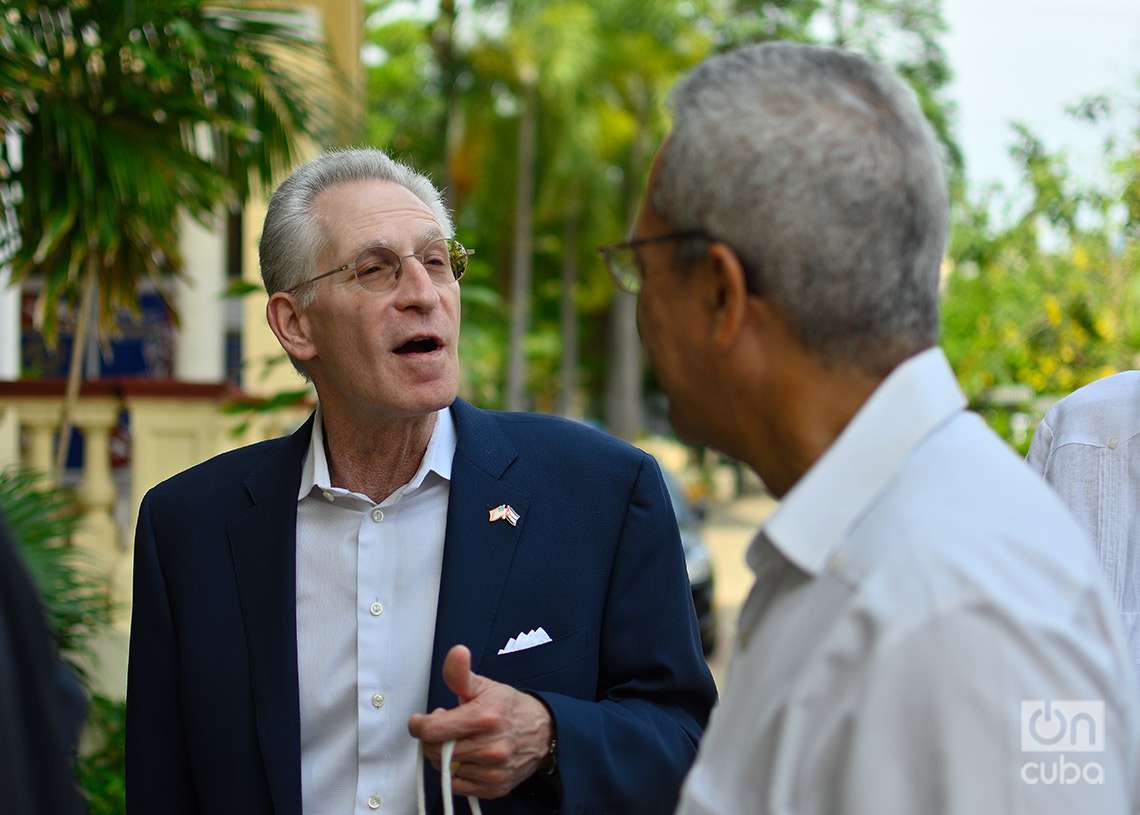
[392, 256, 440, 312]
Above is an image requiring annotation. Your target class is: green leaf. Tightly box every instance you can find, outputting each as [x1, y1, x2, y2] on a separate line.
[223, 279, 263, 298]
[0, 468, 112, 677]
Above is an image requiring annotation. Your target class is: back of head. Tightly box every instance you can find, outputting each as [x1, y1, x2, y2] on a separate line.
[654, 42, 949, 376]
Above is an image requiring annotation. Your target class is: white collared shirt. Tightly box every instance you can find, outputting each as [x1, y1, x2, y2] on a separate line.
[676, 349, 1140, 815]
[1028, 371, 1140, 672]
[296, 407, 455, 815]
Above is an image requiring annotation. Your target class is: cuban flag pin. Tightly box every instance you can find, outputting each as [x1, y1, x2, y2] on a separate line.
[489, 504, 520, 527]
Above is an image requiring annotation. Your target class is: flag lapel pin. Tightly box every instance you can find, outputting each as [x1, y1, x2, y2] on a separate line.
[488, 504, 520, 527]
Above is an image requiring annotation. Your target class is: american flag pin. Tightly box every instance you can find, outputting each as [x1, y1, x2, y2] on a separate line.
[489, 504, 520, 527]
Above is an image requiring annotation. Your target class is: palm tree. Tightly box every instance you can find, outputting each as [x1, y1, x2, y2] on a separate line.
[1, 0, 339, 475]
[0, 469, 107, 676]
[597, 4, 712, 438]
[468, 0, 598, 411]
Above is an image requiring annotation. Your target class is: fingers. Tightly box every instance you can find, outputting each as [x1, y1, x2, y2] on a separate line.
[408, 707, 447, 740]
[442, 644, 481, 702]
[410, 703, 505, 744]
[422, 731, 509, 767]
[448, 764, 515, 800]
[408, 644, 495, 743]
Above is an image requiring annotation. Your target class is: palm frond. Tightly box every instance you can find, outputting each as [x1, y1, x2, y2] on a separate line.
[0, 469, 113, 676]
[4, 0, 342, 341]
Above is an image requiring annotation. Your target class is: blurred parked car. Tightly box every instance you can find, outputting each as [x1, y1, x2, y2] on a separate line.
[663, 471, 717, 656]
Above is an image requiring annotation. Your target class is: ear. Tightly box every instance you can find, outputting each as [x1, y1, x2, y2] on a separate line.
[266, 292, 317, 363]
[705, 242, 750, 351]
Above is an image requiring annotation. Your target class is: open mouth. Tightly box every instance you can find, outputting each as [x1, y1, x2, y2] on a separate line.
[393, 336, 443, 355]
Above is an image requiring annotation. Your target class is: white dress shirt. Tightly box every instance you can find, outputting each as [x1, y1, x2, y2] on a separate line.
[296, 407, 455, 815]
[676, 349, 1140, 815]
[1028, 371, 1140, 672]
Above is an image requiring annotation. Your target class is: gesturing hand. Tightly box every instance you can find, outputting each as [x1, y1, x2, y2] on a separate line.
[408, 645, 553, 800]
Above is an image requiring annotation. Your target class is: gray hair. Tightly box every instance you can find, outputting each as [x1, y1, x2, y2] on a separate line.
[653, 42, 949, 375]
[259, 147, 452, 377]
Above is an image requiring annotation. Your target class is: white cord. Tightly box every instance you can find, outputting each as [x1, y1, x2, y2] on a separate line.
[417, 740, 483, 815]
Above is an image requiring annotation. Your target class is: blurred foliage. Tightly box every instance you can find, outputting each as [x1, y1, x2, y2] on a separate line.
[1, 0, 339, 341]
[363, 0, 1134, 450]
[0, 468, 111, 670]
[943, 97, 1140, 434]
[10, 0, 1136, 453]
[362, 0, 960, 424]
[76, 694, 128, 815]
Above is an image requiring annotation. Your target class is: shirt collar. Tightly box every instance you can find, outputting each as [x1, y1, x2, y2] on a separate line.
[753, 347, 967, 577]
[298, 405, 456, 502]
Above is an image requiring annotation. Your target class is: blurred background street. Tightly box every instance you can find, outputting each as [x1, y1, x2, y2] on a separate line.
[703, 492, 777, 686]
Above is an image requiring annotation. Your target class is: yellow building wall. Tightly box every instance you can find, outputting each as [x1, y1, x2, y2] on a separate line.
[241, 0, 364, 396]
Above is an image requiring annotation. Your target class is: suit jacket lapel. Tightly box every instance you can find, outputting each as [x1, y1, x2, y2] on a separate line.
[427, 399, 530, 711]
[227, 414, 312, 815]
[423, 400, 529, 813]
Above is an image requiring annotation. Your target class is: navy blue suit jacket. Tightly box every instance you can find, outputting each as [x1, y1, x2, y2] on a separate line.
[126, 399, 716, 814]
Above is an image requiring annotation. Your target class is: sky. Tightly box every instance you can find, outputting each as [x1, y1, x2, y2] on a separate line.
[943, 0, 1140, 196]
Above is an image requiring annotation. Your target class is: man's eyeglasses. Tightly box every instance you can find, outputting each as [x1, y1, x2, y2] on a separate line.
[285, 237, 473, 295]
[597, 230, 712, 295]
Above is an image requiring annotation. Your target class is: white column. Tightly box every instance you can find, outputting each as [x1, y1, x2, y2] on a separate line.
[174, 210, 227, 382]
[0, 265, 16, 378]
[0, 265, 20, 469]
[0, 126, 23, 467]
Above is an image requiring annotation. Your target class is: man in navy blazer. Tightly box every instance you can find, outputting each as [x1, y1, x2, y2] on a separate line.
[126, 148, 715, 815]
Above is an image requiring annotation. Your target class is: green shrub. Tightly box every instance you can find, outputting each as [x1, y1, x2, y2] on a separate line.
[76, 695, 127, 815]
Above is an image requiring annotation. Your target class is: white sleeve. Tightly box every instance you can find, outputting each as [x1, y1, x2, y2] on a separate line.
[1026, 416, 1055, 477]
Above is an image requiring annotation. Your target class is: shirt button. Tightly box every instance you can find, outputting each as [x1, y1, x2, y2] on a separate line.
[367, 794, 381, 810]
[371, 508, 384, 523]
[1108, 437, 1119, 450]
[369, 601, 384, 617]
[371, 692, 385, 709]
[321, 490, 335, 502]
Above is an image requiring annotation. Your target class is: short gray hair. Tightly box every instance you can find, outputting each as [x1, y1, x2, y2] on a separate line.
[653, 42, 949, 375]
[259, 148, 452, 376]
[260, 147, 452, 303]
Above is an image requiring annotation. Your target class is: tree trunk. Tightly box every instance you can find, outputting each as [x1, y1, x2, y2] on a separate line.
[558, 208, 581, 418]
[433, 0, 461, 211]
[505, 80, 537, 412]
[605, 291, 642, 438]
[55, 259, 98, 479]
[830, 0, 848, 46]
[605, 112, 650, 439]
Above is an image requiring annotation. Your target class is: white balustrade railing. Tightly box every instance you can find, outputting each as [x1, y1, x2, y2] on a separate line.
[0, 380, 312, 636]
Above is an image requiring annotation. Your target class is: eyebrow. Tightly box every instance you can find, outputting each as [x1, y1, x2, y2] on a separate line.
[344, 228, 446, 261]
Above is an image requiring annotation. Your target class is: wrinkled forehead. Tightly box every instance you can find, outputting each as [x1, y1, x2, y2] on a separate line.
[312, 178, 443, 260]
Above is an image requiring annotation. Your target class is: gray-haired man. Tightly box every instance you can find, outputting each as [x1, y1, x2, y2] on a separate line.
[126, 148, 716, 815]
[603, 42, 1140, 813]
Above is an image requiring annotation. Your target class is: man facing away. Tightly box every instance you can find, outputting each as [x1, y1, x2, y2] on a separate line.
[126, 148, 715, 815]
[602, 41, 1140, 813]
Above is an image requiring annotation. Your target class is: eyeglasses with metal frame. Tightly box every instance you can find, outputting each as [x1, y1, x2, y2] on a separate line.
[284, 237, 474, 295]
[597, 230, 713, 295]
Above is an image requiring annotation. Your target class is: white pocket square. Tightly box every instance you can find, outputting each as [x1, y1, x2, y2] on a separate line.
[497, 627, 553, 655]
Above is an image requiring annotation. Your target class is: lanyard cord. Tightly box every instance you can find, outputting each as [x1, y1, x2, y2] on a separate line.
[417, 740, 483, 815]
